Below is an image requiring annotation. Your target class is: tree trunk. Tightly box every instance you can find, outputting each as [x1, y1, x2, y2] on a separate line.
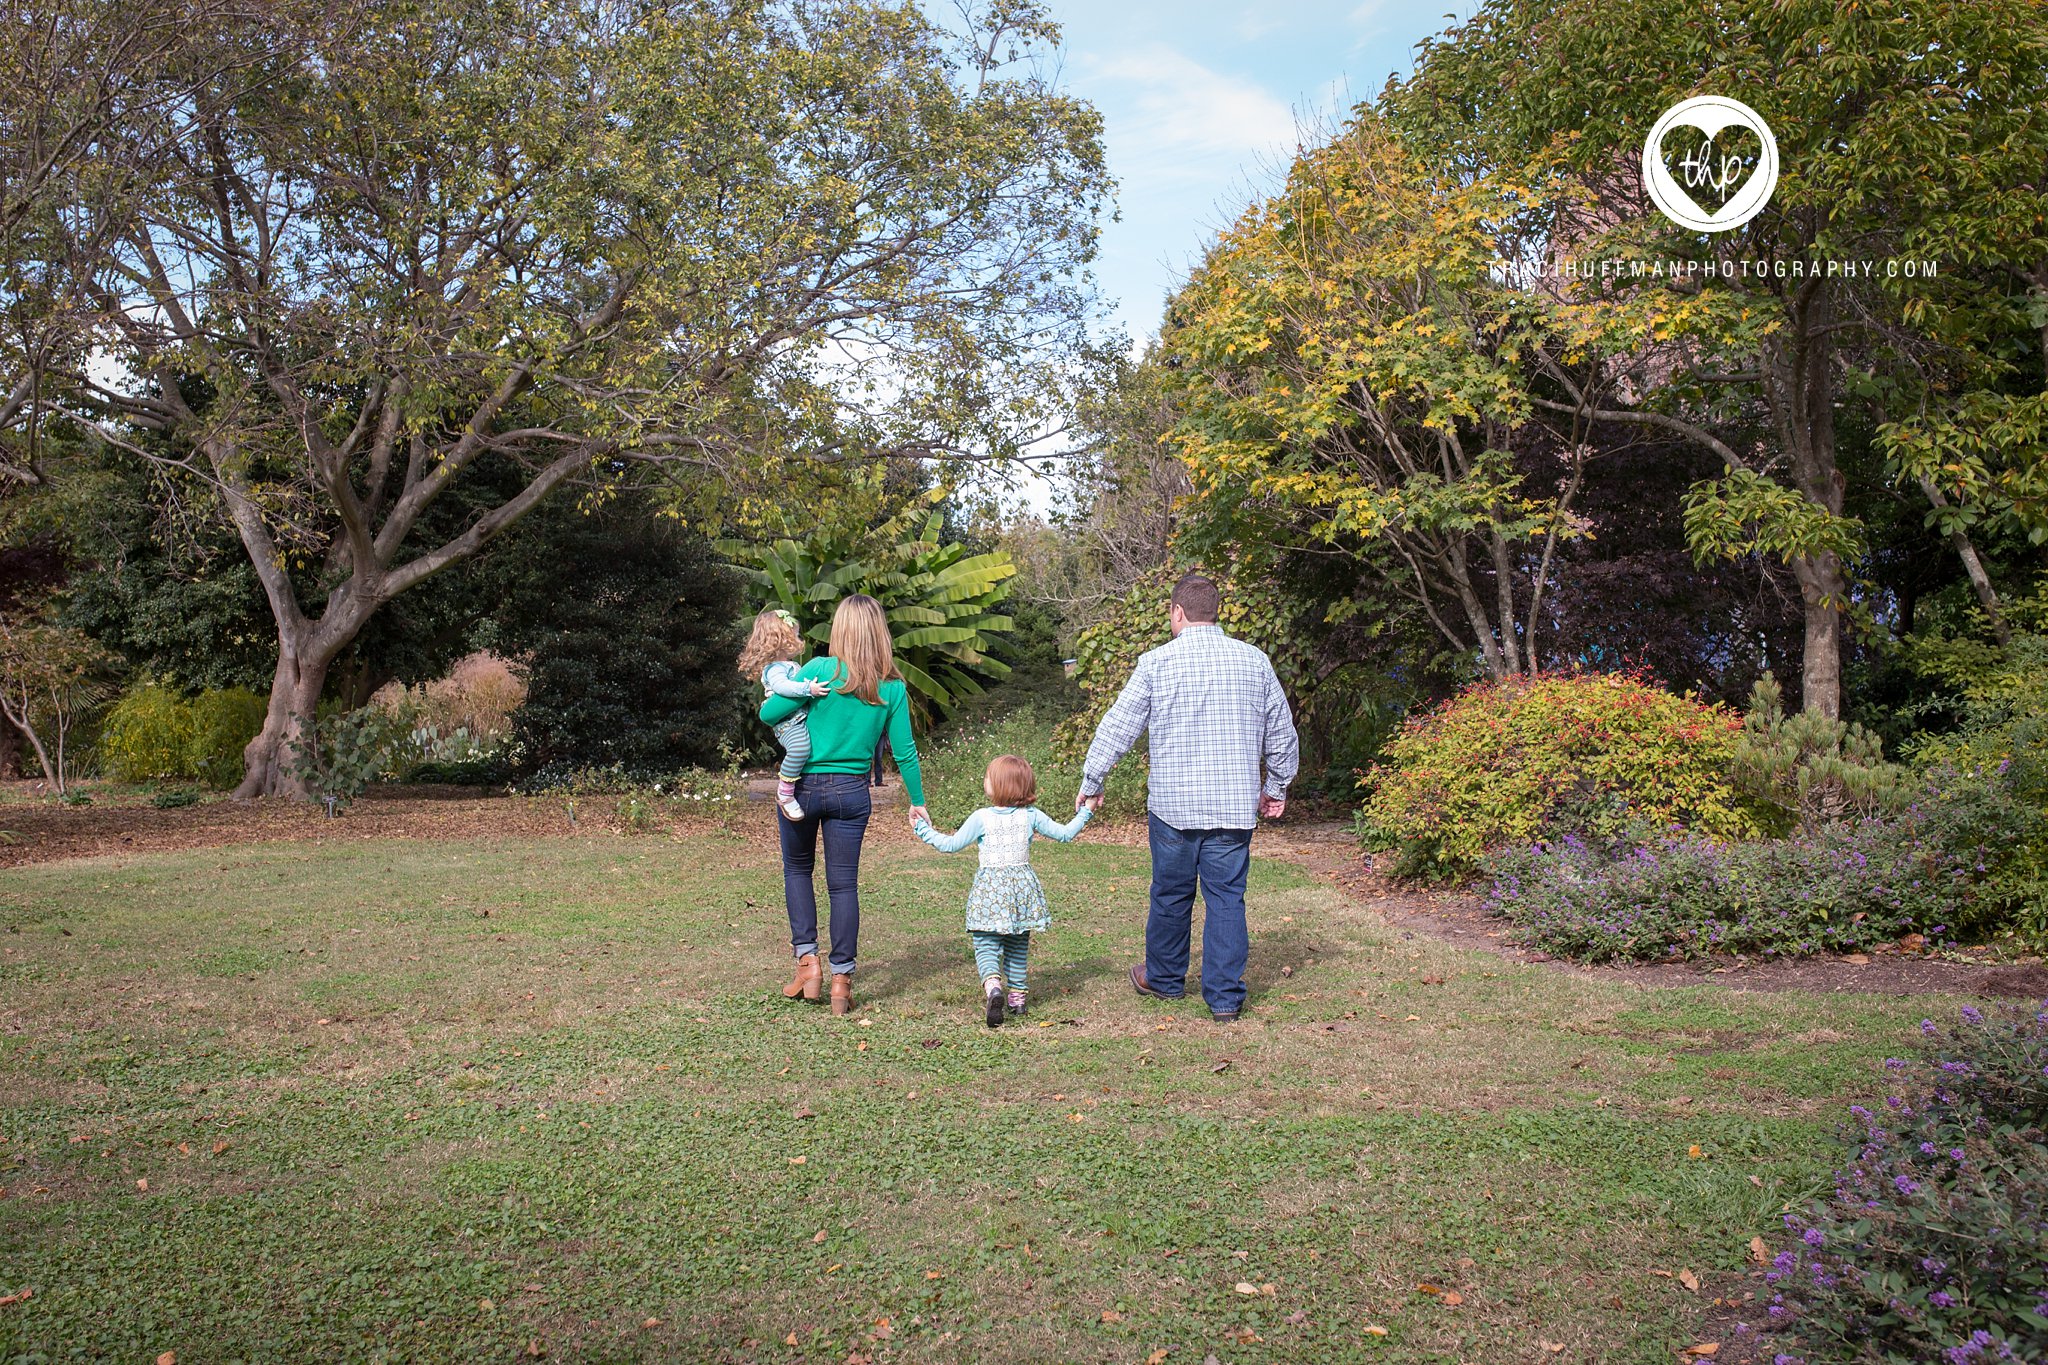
[235, 624, 342, 799]
[1772, 281, 1845, 718]
[0, 715, 21, 779]
[1790, 552, 1844, 719]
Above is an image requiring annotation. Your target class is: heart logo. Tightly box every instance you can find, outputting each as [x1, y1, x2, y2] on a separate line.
[1641, 95, 1778, 233]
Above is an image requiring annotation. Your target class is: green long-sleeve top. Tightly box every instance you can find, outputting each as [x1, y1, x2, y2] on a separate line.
[759, 656, 925, 805]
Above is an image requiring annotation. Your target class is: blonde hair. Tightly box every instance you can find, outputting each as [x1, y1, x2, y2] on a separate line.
[737, 608, 803, 678]
[986, 754, 1037, 807]
[827, 594, 898, 705]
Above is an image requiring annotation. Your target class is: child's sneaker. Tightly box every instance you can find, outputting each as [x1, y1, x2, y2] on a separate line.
[1006, 990, 1027, 1018]
[984, 978, 1006, 1029]
[777, 781, 805, 821]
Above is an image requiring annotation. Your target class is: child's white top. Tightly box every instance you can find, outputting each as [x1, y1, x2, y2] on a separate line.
[915, 805, 1090, 868]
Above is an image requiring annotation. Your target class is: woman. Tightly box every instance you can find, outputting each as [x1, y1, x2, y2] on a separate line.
[758, 594, 928, 1015]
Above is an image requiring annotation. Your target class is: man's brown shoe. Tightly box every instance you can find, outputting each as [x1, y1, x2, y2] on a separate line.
[783, 954, 822, 1002]
[1128, 962, 1174, 1001]
[829, 973, 853, 1016]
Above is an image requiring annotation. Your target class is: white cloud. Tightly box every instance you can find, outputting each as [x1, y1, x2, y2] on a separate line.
[1086, 45, 1300, 167]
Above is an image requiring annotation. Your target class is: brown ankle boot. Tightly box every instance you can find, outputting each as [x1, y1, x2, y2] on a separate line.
[829, 973, 853, 1016]
[783, 954, 821, 1002]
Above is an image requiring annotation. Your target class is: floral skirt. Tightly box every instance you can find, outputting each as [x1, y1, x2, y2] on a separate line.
[964, 865, 1051, 934]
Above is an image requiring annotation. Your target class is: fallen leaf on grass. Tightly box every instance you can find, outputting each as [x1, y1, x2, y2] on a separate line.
[1750, 1236, 1770, 1264]
[924, 1270, 944, 1281]
[1687, 1145, 1703, 1159]
[176, 1142, 190, 1156]
[793, 1105, 816, 1120]
[1145, 1350, 1168, 1365]
[1844, 953, 1870, 966]
[1364, 1325, 1387, 1336]
[1440, 1292, 1463, 1306]
[1679, 1269, 1700, 1292]
[785, 1333, 800, 1347]
[212, 1141, 229, 1156]
[1539, 1342, 1564, 1354]
[788, 1156, 806, 1165]
[641, 1317, 660, 1329]
[135, 1179, 148, 1192]
[1649, 1269, 1674, 1278]
[826, 1264, 842, 1274]
[1099, 1310, 1122, 1323]
[1421, 975, 1444, 986]
[156, 1354, 174, 1365]
[1211, 1062, 1231, 1074]
[1403, 1014, 1420, 1022]
[1416, 1283, 1445, 1296]
[0, 1289, 32, 1308]
[1682, 1346, 1719, 1358]
[1234, 1282, 1258, 1295]
[811, 1229, 828, 1243]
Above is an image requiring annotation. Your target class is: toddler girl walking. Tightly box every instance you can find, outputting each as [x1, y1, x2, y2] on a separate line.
[737, 608, 829, 820]
[914, 754, 1090, 1027]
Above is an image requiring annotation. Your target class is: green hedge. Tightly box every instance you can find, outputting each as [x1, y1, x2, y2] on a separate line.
[102, 684, 266, 788]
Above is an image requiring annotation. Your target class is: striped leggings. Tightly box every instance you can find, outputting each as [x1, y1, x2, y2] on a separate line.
[969, 931, 1029, 991]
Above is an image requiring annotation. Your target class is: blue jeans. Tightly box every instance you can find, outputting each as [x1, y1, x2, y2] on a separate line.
[779, 773, 872, 974]
[1146, 814, 1252, 1014]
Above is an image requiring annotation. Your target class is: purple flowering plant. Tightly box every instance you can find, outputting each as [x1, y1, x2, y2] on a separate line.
[1747, 1001, 2048, 1364]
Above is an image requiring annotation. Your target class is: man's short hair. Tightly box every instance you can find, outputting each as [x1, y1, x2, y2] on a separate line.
[1171, 572, 1220, 623]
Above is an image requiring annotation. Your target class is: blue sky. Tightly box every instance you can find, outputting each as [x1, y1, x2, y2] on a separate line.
[1036, 0, 1475, 344]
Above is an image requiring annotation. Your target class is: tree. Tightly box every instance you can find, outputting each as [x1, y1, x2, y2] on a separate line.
[1, 0, 298, 490]
[727, 503, 1017, 722]
[1388, 0, 2048, 716]
[0, 611, 115, 793]
[30, 0, 1107, 796]
[1164, 111, 1598, 680]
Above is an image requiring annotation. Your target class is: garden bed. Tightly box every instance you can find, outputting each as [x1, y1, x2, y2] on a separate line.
[1277, 822, 2048, 998]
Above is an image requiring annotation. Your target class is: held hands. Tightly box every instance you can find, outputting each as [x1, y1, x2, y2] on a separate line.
[1076, 790, 1104, 812]
[907, 805, 930, 829]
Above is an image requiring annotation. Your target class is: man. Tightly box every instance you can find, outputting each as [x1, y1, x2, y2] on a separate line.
[1078, 572, 1299, 1023]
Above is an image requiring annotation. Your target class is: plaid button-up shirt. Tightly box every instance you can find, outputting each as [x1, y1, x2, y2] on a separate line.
[1080, 624, 1300, 831]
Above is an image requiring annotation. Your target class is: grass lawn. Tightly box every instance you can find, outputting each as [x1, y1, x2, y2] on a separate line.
[0, 820, 1957, 1363]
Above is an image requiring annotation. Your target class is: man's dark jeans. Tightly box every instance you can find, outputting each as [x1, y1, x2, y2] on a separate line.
[779, 773, 873, 974]
[1145, 813, 1253, 1014]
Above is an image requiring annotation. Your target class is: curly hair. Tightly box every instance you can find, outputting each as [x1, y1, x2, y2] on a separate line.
[737, 609, 803, 679]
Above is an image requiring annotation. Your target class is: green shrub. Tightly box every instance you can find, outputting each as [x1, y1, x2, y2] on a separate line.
[1359, 669, 1764, 880]
[1055, 565, 1312, 764]
[186, 688, 266, 787]
[101, 684, 266, 788]
[1909, 630, 2048, 942]
[101, 684, 194, 781]
[1734, 672, 1906, 834]
[924, 707, 1145, 823]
